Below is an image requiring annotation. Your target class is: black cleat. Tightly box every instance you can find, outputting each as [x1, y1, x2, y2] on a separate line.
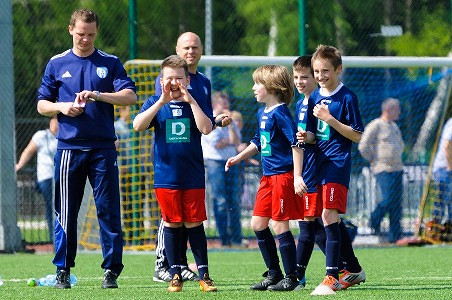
[181, 266, 199, 281]
[54, 270, 71, 289]
[102, 269, 118, 288]
[267, 275, 298, 291]
[153, 267, 172, 282]
[250, 271, 284, 291]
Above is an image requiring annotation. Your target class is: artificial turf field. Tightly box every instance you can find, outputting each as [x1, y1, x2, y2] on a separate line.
[0, 245, 451, 299]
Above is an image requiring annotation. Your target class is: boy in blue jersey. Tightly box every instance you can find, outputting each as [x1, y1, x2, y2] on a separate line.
[152, 32, 232, 283]
[225, 65, 307, 292]
[133, 55, 217, 293]
[37, 9, 137, 289]
[293, 56, 364, 291]
[293, 55, 323, 290]
[302, 45, 366, 295]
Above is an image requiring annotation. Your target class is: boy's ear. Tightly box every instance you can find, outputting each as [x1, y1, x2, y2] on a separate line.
[186, 75, 190, 87]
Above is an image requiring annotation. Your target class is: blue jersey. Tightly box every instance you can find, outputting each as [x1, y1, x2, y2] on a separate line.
[37, 49, 136, 150]
[154, 71, 214, 126]
[306, 83, 364, 188]
[295, 98, 317, 193]
[139, 96, 214, 189]
[250, 104, 298, 176]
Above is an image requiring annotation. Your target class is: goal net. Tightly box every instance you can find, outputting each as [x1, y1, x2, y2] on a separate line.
[78, 55, 452, 251]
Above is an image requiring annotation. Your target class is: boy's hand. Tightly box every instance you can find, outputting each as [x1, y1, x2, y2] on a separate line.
[294, 175, 307, 196]
[179, 80, 195, 104]
[160, 79, 173, 103]
[215, 113, 232, 127]
[296, 129, 308, 143]
[313, 104, 331, 122]
[225, 156, 239, 172]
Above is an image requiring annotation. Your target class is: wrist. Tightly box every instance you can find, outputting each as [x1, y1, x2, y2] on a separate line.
[93, 90, 100, 101]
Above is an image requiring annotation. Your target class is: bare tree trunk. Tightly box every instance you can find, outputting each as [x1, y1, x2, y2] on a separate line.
[333, 0, 345, 54]
[405, 0, 412, 33]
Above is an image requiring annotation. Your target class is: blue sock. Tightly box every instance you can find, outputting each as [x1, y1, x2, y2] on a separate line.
[296, 221, 315, 279]
[180, 226, 189, 267]
[325, 222, 341, 279]
[255, 227, 282, 277]
[314, 218, 326, 255]
[276, 231, 297, 278]
[187, 224, 209, 278]
[339, 221, 361, 273]
[163, 226, 182, 278]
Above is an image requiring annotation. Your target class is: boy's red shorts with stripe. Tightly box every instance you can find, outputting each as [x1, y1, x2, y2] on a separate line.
[253, 171, 304, 221]
[317, 183, 348, 214]
[302, 192, 322, 217]
[155, 188, 207, 223]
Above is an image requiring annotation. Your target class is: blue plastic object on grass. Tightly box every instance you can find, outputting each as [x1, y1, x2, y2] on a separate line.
[37, 274, 77, 286]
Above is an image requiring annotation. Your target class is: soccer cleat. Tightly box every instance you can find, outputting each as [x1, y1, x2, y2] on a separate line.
[267, 275, 298, 291]
[102, 269, 118, 288]
[167, 274, 183, 292]
[250, 271, 284, 291]
[294, 276, 306, 291]
[311, 275, 343, 295]
[181, 266, 199, 281]
[199, 273, 217, 292]
[153, 267, 172, 283]
[54, 270, 71, 289]
[339, 269, 366, 289]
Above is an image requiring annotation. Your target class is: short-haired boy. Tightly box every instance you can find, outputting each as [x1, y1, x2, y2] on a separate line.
[303, 45, 366, 294]
[133, 55, 217, 292]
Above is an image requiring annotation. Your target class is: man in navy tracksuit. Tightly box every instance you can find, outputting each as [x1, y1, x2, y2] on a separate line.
[37, 8, 136, 289]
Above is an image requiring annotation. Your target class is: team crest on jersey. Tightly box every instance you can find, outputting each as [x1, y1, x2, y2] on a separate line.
[96, 67, 108, 79]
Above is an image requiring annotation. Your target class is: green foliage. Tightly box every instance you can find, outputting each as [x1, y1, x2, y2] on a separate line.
[387, 11, 452, 56]
[0, 246, 451, 299]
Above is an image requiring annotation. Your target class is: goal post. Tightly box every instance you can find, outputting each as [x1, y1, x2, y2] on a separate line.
[78, 55, 452, 251]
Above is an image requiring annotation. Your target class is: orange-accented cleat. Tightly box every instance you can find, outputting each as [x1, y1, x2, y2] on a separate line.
[199, 273, 217, 292]
[339, 269, 366, 289]
[167, 274, 183, 292]
[310, 275, 343, 295]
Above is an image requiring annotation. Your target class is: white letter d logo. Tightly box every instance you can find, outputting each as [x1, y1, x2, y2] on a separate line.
[172, 122, 186, 135]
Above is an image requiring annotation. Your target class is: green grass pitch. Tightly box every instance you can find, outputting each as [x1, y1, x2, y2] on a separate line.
[0, 245, 451, 299]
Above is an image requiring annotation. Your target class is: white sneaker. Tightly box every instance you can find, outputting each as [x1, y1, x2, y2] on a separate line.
[339, 269, 366, 289]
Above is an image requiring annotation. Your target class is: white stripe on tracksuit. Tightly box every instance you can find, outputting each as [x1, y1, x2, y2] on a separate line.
[59, 149, 71, 233]
[154, 218, 166, 270]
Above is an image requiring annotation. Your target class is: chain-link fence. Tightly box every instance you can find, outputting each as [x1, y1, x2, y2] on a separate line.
[7, 0, 452, 249]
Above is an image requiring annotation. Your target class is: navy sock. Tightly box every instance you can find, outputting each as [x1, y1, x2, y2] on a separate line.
[180, 226, 189, 267]
[255, 227, 282, 277]
[325, 222, 341, 279]
[339, 221, 361, 273]
[296, 221, 315, 279]
[187, 224, 209, 278]
[276, 231, 297, 277]
[314, 218, 326, 255]
[163, 226, 182, 278]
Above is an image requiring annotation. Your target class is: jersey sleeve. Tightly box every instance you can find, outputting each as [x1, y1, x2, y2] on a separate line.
[346, 93, 364, 133]
[112, 58, 136, 92]
[276, 106, 298, 146]
[37, 61, 58, 102]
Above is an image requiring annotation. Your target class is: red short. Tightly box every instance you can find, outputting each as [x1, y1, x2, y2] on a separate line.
[253, 171, 304, 221]
[317, 183, 348, 214]
[155, 188, 207, 223]
[302, 192, 322, 217]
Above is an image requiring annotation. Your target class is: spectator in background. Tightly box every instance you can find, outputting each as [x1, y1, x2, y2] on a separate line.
[358, 98, 404, 243]
[431, 117, 452, 225]
[202, 91, 244, 247]
[16, 116, 58, 245]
